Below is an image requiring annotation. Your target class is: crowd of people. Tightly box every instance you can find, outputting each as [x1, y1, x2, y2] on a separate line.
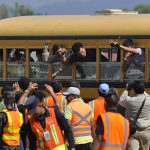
[0, 76, 150, 150]
[0, 39, 148, 150]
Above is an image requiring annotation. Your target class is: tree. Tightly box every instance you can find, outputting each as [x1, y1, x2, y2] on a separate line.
[134, 4, 150, 14]
[11, 2, 34, 17]
[0, 4, 9, 19]
[0, 2, 35, 19]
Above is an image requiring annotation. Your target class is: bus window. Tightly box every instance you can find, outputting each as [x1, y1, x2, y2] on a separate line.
[29, 49, 48, 80]
[124, 48, 145, 80]
[100, 48, 120, 80]
[7, 48, 25, 80]
[76, 48, 96, 80]
[0, 49, 3, 80]
[52, 62, 72, 80]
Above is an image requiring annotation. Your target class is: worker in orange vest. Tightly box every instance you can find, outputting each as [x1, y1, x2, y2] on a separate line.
[92, 92, 129, 150]
[64, 87, 94, 150]
[25, 89, 75, 150]
[89, 83, 110, 123]
[0, 86, 23, 150]
[44, 80, 67, 113]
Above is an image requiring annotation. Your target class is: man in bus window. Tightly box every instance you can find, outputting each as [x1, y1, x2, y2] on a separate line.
[109, 39, 144, 78]
[42, 42, 87, 79]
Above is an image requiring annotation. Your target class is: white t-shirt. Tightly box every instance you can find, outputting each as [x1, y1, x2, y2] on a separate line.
[119, 90, 150, 129]
[135, 48, 142, 55]
[125, 48, 142, 60]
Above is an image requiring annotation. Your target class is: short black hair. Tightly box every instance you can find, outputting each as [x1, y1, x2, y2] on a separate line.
[18, 76, 30, 91]
[32, 90, 46, 103]
[48, 80, 62, 93]
[109, 87, 118, 96]
[123, 39, 134, 47]
[105, 92, 119, 107]
[133, 81, 145, 94]
[72, 42, 83, 54]
[52, 43, 64, 55]
[70, 80, 80, 88]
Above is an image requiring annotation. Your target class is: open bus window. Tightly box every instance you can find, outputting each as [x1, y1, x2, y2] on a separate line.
[29, 49, 48, 80]
[100, 48, 120, 80]
[76, 48, 96, 80]
[0, 49, 3, 80]
[7, 48, 25, 80]
[124, 48, 145, 80]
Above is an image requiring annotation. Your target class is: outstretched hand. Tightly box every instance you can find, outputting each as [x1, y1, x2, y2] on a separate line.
[109, 40, 119, 46]
[27, 82, 38, 92]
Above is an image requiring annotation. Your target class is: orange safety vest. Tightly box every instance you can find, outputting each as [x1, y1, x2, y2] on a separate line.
[44, 93, 67, 113]
[2, 109, 23, 146]
[90, 97, 106, 123]
[100, 112, 129, 150]
[30, 107, 66, 150]
[69, 99, 92, 138]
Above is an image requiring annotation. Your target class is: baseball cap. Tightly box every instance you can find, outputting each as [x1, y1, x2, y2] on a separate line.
[63, 87, 80, 96]
[99, 83, 109, 94]
[25, 96, 40, 115]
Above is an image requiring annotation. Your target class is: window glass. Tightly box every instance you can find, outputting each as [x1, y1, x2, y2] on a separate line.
[29, 49, 48, 80]
[100, 48, 120, 80]
[7, 48, 25, 80]
[76, 48, 96, 80]
[52, 62, 72, 80]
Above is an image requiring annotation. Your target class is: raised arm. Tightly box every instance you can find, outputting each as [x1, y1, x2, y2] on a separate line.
[17, 82, 38, 105]
[44, 84, 60, 108]
[109, 40, 140, 54]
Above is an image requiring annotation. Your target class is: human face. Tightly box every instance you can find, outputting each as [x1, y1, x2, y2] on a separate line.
[35, 103, 43, 116]
[77, 47, 86, 57]
[66, 95, 73, 103]
[58, 47, 66, 54]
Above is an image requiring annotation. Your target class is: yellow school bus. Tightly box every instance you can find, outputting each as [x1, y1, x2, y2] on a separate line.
[0, 15, 150, 98]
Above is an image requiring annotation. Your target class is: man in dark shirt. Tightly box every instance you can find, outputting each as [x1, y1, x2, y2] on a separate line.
[43, 42, 87, 79]
[24, 95, 75, 150]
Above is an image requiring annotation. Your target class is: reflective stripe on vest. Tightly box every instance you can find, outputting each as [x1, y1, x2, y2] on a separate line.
[90, 101, 94, 114]
[71, 110, 91, 137]
[2, 135, 20, 140]
[50, 124, 59, 145]
[44, 97, 49, 107]
[36, 129, 44, 149]
[52, 143, 67, 150]
[62, 96, 66, 113]
[101, 114, 128, 149]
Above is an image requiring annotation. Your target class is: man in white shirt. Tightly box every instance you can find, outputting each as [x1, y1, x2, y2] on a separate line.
[110, 39, 144, 77]
[119, 81, 150, 150]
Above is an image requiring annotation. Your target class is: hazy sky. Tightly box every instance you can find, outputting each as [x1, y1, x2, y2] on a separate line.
[0, 0, 150, 15]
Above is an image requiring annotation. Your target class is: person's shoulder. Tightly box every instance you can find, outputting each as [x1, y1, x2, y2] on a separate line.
[135, 48, 142, 55]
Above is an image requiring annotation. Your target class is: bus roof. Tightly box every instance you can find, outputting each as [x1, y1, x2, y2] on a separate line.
[0, 15, 150, 38]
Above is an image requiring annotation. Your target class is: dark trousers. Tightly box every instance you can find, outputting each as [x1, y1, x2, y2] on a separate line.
[75, 142, 92, 150]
